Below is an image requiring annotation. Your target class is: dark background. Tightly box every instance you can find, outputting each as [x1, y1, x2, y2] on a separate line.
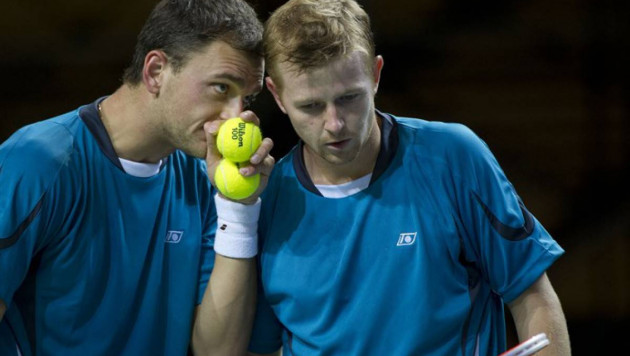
[1, 0, 628, 353]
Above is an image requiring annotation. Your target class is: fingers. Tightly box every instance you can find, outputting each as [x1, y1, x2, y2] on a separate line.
[259, 154, 276, 177]
[205, 110, 259, 161]
[238, 153, 275, 205]
[238, 110, 260, 126]
[233, 119, 275, 204]
[204, 120, 224, 185]
[204, 121, 223, 158]
[240, 137, 274, 176]
[240, 152, 275, 179]
[205, 111, 275, 202]
[251, 137, 274, 164]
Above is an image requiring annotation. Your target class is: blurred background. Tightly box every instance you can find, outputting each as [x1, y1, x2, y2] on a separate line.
[0, 0, 627, 353]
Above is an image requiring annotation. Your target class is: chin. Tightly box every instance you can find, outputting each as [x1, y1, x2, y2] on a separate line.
[192, 149, 207, 159]
[181, 144, 207, 159]
[323, 151, 358, 166]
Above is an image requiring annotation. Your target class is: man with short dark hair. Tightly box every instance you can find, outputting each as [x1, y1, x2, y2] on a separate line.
[0, 1, 274, 355]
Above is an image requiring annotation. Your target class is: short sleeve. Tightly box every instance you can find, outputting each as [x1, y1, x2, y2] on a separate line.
[450, 125, 564, 303]
[0, 123, 73, 306]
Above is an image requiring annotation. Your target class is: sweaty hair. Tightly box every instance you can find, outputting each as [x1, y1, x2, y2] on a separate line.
[123, 0, 263, 85]
[264, 0, 375, 81]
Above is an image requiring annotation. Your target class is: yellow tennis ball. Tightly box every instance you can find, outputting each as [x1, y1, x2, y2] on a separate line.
[214, 159, 260, 200]
[216, 117, 262, 163]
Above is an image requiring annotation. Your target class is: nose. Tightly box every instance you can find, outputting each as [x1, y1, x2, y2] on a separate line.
[220, 96, 245, 119]
[323, 105, 344, 134]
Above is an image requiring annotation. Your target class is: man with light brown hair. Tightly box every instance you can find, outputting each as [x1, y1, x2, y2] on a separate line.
[247, 0, 571, 355]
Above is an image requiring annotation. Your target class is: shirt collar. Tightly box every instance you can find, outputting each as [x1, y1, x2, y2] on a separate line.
[293, 110, 399, 196]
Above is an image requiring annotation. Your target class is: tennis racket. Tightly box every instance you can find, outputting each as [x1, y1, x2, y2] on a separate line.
[499, 333, 549, 356]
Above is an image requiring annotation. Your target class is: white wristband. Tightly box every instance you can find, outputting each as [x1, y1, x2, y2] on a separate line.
[213, 194, 260, 258]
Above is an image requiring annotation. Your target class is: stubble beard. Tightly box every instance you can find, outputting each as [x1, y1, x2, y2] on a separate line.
[162, 120, 207, 159]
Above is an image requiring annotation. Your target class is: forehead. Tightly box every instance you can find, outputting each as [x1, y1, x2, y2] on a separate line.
[276, 51, 372, 97]
[183, 40, 264, 89]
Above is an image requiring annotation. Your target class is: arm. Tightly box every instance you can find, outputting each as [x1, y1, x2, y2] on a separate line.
[0, 299, 6, 321]
[192, 112, 275, 355]
[507, 273, 571, 356]
[192, 255, 257, 355]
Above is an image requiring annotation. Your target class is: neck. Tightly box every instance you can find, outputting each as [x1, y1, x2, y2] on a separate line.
[304, 113, 382, 185]
[100, 85, 173, 163]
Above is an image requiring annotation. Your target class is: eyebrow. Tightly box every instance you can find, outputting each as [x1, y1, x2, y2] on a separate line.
[214, 73, 263, 94]
[214, 73, 245, 88]
[293, 88, 367, 104]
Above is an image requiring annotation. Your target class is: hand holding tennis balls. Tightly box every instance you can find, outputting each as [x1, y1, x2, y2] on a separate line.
[216, 117, 263, 162]
[214, 159, 261, 200]
[214, 117, 263, 200]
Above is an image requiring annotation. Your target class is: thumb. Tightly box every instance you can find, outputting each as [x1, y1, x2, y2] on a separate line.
[204, 120, 224, 185]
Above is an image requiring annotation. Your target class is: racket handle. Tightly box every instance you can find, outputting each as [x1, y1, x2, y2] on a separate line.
[499, 333, 550, 356]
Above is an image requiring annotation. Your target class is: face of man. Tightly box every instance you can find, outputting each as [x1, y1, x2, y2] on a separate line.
[157, 40, 264, 158]
[267, 51, 383, 180]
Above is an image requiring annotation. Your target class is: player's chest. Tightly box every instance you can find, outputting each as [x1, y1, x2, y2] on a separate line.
[47, 174, 206, 273]
[260, 181, 463, 303]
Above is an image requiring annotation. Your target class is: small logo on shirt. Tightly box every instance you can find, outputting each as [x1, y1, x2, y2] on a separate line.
[397, 232, 417, 246]
[165, 230, 184, 243]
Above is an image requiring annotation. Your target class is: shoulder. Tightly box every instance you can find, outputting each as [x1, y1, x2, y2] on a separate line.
[1, 111, 82, 184]
[393, 115, 483, 150]
[0, 111, 84, 238]
[391, 114, 493, 166]
[384, 114, 503, 193]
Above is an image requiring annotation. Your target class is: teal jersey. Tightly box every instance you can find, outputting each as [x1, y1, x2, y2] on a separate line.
[0, 100, 216, 356]
[249, 113, 564, 355]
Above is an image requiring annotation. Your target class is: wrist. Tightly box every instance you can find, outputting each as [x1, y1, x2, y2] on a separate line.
[213, 194, 260, 259]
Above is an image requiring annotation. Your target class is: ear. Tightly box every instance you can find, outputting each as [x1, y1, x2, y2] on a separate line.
[265, 76, 287, 114]
[372, 55, 384, 94]
[142, 50, 169, 95]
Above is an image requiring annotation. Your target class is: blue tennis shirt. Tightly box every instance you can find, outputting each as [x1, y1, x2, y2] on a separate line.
[0, 100, 216, 356]
[249, 113, 564, 355]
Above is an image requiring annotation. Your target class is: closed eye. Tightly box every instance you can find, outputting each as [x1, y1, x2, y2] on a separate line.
[298, 102, 325, 112]
[337, 93, 360, 104]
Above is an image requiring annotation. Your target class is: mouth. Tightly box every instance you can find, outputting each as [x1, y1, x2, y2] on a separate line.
[325, 139, 351, 150]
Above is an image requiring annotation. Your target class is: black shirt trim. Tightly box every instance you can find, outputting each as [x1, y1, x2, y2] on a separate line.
[78, 97, 124, 171]
[293, 110, 399, 196]
[0, 197, 44, 249]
